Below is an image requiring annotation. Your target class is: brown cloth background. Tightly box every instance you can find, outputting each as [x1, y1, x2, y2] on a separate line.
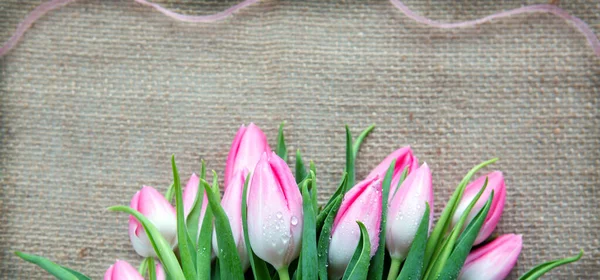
[1, 0, 598, 279]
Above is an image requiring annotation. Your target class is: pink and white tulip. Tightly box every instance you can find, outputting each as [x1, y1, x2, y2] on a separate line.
[182, 173, 209, 240]
[459, 234, 522, 280]
[213, 168, 250, 271]
[129, 186, 177, 258]
[225, 123, 272, 189]
[386, 163, 434, 261]
[452, 171, 506, 245]
[104, 260, 143, 280]
[366, 147, 419, 200]
[155, 262, 166, 280]
[328, 177, 383, 279]
[247, 152, 303, 270]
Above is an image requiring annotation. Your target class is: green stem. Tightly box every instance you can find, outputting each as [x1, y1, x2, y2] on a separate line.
[277, 266, 290, 280]
[387, 258, 402, 280]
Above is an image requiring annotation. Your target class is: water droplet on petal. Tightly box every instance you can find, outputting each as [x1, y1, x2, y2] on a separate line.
[276, 212, 283, 219]
[291, 216, 299, 226]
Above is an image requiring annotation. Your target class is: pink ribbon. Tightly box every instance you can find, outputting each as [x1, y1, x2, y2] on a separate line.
[1, 0, 598, 57]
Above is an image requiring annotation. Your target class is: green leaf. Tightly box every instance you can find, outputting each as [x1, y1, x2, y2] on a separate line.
[309, 167, 319, 223]
[203, 178, 244, 280]
[60, 266, 92, 280]
[276, 122, 288, 162]
[242, 173, 271, 280]
[200, 159, 207, 179]
[397, 203, 430, 280]
[518, 250, 584, 280]
[295, 149, 308, 184]
[15, 251, 83, 280]
[186, 161, 207, 248]
[367, 160, 396, 280]
[316, 174, 347, 233]
[423, 158, 497, 270]
[300, 179, 318, 280]
[138, 257, 149, 276]
[352, 124, 375, 157]
[171, 155, 198, 280]
[425, 179, 491, 280]
[165, 182, 175, 203]
[437, 194, 493, 280]
[147, 257, 157, 280]
[106, 206, 184, 279]
[392, 167, 409, 199]
[342, 221, 372, 280]
[197, 203, 214, 280]
[345, 125, 355, 189]
[317, 196, 344, 280]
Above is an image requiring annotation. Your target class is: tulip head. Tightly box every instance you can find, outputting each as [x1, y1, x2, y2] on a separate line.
[213, 168, 250, 271]
[452, 171, 506, 245]
[182, 173, 209, 239]
[366, 147, 419, 199]
[155, 262, 166, 280]
[247, 152, 303, 269]
[459, 234, 522, 280]
[128, 186, 177, 257]
[386, 163, 434, 260]
[104, 260, 144, 280]
[225, 123, 272, 188]
[328, 177, 383, 279]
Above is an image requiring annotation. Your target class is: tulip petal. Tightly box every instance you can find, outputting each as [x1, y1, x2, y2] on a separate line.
[104, 260, 144, 280]
[459, 234, 522, 280]
[248, 152, 303, 269]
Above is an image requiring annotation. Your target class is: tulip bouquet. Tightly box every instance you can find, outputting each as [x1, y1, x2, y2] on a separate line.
[16, 123, 582, 280]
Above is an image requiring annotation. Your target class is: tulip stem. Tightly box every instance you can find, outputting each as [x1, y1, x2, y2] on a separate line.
[387, 258, 403, 280]
[277, 266, 290, 280]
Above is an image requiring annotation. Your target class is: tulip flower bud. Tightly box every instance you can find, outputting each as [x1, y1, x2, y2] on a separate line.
[182, 173, 209, 240]
[247, 152, 303, 270]
[328, 177, 383, 279]
[366, 147, 419, 200]
[459, 234, 522, 280]
[386, 163, 434, 261]
[104, 260, 144, 280]
[225, 123, 272, 188]
[129, 186, 177, 257]
[452, 171, 506, 245]
[213, 168, 250, 271]
[155, 262, 166, 280]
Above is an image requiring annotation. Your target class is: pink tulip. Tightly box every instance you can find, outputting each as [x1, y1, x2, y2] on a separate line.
[328, 177, 383, 279]
[213, 168, 250, 271]
[182, 173, 209, 240]
[247, 152, 303, 270]
[452, 171, 506, 245]
[129, 186, 177, 257]
[155, 262, 166, 280]
[225, 123, 272, 189]
[459, 234, 522, 280]
[104, 260, 144, 280]
[366, 147, 419, 200]
[386, 163, 434, 261]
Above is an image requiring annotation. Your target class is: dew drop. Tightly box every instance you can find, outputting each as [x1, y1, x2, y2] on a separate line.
[276, 211, 283, 219]
[291, 216, 299, 226]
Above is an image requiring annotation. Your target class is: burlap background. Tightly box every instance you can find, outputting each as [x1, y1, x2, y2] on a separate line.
[1, 0, 598, 279]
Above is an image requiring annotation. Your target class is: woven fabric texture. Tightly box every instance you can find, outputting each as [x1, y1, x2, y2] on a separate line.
[1, 0, 598, 279]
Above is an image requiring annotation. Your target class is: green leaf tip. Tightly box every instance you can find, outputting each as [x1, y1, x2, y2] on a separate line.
[518, 250, 584, 280]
